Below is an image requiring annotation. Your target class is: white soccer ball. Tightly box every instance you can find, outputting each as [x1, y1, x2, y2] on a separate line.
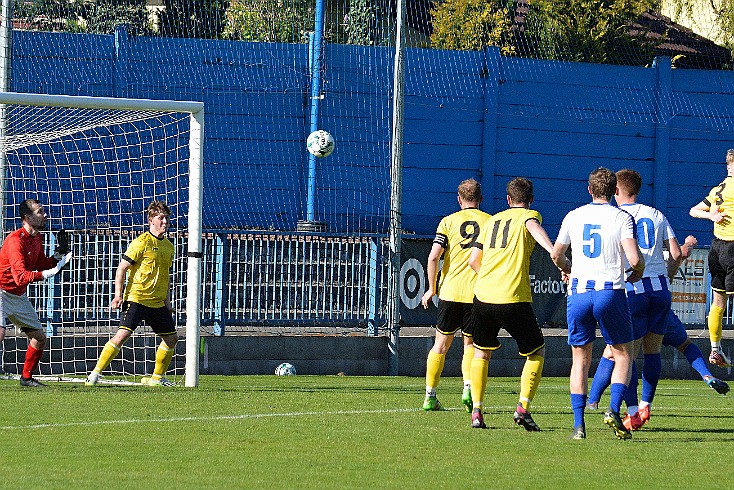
[275, 362, 297, 376]
[306, 130, 335, 158]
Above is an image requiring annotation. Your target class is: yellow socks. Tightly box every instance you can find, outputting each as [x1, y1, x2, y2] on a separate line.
[470, 357, 489, 409]
[519, 354, 544, 411]
[425, 351, 445, 395]
[152, 341, 175, 380]
[708, 304, 725, 344]
[93, 341, 121, 373]
[461, 344, 475, 385]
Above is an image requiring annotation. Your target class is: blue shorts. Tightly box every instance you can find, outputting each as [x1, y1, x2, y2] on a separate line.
[662, 310, 687, 348]
[626, 289, 672, 339]
[567, 289, 633, 346]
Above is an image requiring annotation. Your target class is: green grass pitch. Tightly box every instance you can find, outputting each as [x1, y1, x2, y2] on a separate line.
[1, 375, 731, 489]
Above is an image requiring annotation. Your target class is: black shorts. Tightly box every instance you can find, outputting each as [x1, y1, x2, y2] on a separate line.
[436, 300, 474, 337]
[709, 238, 734, 294]
[471, 299, 544, 356]
[120, 301, 176, 336]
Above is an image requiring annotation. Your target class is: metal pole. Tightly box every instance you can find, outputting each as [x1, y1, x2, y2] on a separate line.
[298, 0, 327, 232]
[387, 0, 406, 376]
[185, 109, 205, 387]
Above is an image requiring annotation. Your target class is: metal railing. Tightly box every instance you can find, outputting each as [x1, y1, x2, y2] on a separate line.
[28, 230, 390, 337]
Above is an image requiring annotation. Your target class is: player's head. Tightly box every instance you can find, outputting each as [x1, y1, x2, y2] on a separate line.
[19, 199, 48, 231]
[615, 169, 641, 199]
[458, 178, 482, 207]
[506, 177, 533, 207]
[147, 200, 171, 221]
[588, 167, 617, 201]
[727, 149, 734, 169]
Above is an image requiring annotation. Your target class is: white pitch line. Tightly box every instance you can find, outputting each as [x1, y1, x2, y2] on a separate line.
[3, 401, 730, 431]
[0, 408, 422, 431]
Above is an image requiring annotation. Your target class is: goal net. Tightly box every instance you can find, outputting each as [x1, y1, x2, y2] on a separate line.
[0, 92, 203, 387]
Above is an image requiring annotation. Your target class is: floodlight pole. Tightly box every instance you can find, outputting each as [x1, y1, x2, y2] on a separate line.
[387, 0, 406, 376]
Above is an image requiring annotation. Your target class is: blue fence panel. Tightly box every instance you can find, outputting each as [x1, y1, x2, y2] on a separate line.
[11, 30, 734, 242]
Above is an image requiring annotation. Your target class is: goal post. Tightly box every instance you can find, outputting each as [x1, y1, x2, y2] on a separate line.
[0, 91, 203, 387]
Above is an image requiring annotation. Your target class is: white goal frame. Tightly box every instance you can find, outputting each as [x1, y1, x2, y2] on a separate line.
[0, 91, 204, 387]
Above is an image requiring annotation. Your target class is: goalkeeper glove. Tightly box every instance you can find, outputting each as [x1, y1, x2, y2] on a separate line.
[42, 252, 73, 279]
[53, 229, 70, 259]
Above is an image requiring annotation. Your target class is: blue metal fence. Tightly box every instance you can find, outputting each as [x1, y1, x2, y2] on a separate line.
[29, 230, 390, 336]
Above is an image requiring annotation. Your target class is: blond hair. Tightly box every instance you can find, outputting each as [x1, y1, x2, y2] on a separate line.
[458, 178, 482, 203]
[147, 200, 171, 221]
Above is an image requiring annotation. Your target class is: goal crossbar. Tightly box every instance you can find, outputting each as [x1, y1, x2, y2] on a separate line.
[0, 91, 204, 387]
[0, 91, 203, 115]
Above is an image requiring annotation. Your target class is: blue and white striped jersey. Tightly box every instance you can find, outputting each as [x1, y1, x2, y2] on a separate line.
[556, 202, 635, 294]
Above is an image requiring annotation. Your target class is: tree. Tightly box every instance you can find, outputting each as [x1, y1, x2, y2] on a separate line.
[221, 0, 314, 43]
[13, 0, 152, 35]
[158, 0, 228, 39]
[664, 1, 734, 49]
[430, 0, 659, 66]
[714, 1, 734, 51]
[345, 0, 378, 46]
[523, 0, 659, 65]
[83, 1, 153, 36]
[430, 0, 517, 53]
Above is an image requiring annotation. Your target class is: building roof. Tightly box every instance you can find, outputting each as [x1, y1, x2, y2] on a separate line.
[630, 10, 731, 69]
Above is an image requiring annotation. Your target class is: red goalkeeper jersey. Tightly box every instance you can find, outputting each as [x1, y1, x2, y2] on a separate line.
[0, 227, 56, 296]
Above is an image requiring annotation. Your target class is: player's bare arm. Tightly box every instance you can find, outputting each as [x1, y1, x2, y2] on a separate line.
[526, 219, 571, 274]
[110, 259, 132, 309]
[668, 235, 697, 281]
[420, 242, 444, 309]
[468, 245, 482, 274]
[690, 200, 729, 225]
[622, 237, 645, 283]
[550, 241, 571, 275]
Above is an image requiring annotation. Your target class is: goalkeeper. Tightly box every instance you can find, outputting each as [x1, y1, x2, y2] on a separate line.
[86, 201, 178, 387]
[0, 199, 72, 387]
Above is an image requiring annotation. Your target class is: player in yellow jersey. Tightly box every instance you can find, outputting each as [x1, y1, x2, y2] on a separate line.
[86, 201, 178, 386]
[689, 149, 734, 368]
[467, 177, 570, 430]
[420, 178, 491, 411]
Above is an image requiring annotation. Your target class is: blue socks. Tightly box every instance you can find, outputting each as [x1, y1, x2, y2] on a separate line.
[641, 353, 661, 404]
[624, 361, 639, 408]
[609, 383, 627, 413]
[571, 393, 587, 428]
[683, 343, 712, 380]
[588, 356, 614, 405]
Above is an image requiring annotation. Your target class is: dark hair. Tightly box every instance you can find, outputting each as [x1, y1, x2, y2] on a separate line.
[19, 199, 40, 221]
[506, 177, 533, 205]
[615, 169, 642, 197]
[458, 178, 482, 203]
[588, 167, 617, 201]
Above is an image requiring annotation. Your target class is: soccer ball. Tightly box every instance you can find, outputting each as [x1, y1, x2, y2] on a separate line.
[275, 362, 297, 376]
[306, 130, 335, 158]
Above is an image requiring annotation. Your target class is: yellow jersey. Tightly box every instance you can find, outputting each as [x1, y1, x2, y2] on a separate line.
[122, 231, 174, 308]
[434, 207, 491, 303]
[703, 176, 734, 241]
[474, 207, 540, 304]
